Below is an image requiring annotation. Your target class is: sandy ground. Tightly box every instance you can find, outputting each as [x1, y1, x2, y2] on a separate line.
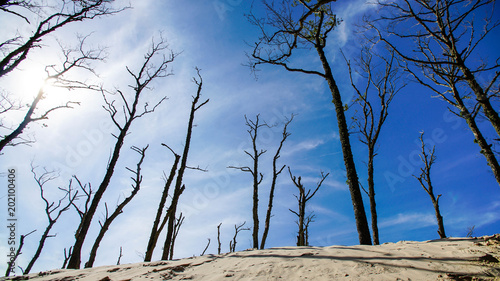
[3, 235, 500, 281]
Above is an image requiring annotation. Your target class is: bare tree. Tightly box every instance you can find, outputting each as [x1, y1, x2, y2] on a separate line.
[160, 68, 209, 261]
[261, 115, 293, 249]
[230, 222, 250, 253]
[228, 115, 267, 249]
[116, 247, 123, 265]
[84, 145, 148, 268]
[0, 0, 125, 78]
[201, 238, 211, 256]
[217, 223, 222, 255]
[67, 37, 173, 269]
[248, 0, 372, 244]
[288, 167, 328, 246]
[144, 145, 180, 262]
[228, 114, 293, 249]
[370, 0, 500, 186]
[343, 44, 405, 245]
[413, 132, 446, 239]
[0, 37, 104, 152]
[24, 165, 78, 274]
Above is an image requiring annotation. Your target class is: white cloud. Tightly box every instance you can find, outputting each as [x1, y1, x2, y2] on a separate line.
[379, 213, 436, 229]
[285, 139, 326, 155]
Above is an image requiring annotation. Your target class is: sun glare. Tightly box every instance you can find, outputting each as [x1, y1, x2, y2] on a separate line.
[15, 65, 76, 110]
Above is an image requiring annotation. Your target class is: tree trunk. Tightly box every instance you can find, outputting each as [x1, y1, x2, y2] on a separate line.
[67, 123, 130, 269]
[252, 165, 260, 249]
[161, 187, 183, 260]
[23, 222, 54, 274]
[452, 89, 500, 187]
[297, 191, 305, 246]
[367, 146, 379, 245]
[144, 153, 180, 262]
[251, 130, 261, 249]
[161, 76, 207, 260]
[260, 182, 274, 249]
[452, 47, 500, 139]
[85, 188, 141, 268]
[431, 194, 446, 239]
[315, 45, 372, 245]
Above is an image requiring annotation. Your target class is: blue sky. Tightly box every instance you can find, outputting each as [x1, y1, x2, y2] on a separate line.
[1, 0, 499, 274]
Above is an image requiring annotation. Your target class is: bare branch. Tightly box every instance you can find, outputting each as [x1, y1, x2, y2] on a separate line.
[25, 165, 78, 274]
[0, 0, 128, 78]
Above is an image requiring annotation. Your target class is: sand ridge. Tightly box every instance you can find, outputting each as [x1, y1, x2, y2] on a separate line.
[3, 235, 500, 281]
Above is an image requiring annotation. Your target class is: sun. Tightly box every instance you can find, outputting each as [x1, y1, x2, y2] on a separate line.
[9, 65, 47, 102]
[12, 63, 78, 111]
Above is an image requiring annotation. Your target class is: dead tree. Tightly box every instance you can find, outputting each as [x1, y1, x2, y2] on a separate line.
[228, 115, 268, 249]
[288, 167, 328, 246]
[144, 145, 180, 262]
[161, 68, 209, 261]
[413, 132, 446, 239]
[261, 114, 293, 249]
[201, 239, 211, 256]
[116, 247, 123, 265]
[67, 37, 173, 269]
[370, 0, 500, 186]
[5, 230, 35, 277]
[343, 44, 405, 245]
[0, 0, 125, 78]
[228, 114, 293, 249]
[248, 0, 372, 245]
[217, 223, 223, 255]
[84, 145, 148, 268]
[230, 222, 250, 253]
[0, 37, 103, 152]
[24, 166, 78, 274]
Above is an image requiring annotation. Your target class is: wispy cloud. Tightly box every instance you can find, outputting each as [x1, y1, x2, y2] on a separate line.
[285, 138, 326, 156]
[379, 213, 436, 229]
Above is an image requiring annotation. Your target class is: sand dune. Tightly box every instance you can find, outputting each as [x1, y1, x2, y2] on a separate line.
[4, 235, 500, 280]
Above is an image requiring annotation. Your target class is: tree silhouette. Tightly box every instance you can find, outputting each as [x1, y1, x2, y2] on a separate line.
[23, 166, 77, 274]
[67, 36, 173, 269]
[414, 132, 446, 239]
[288, 167, 328, 246]
[85, 146, 148, 268]
[248, 0, 372, 244]
[228, 114, 293, 249]
[161, 68, 209, 261]
[343, 44, 405, 245]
